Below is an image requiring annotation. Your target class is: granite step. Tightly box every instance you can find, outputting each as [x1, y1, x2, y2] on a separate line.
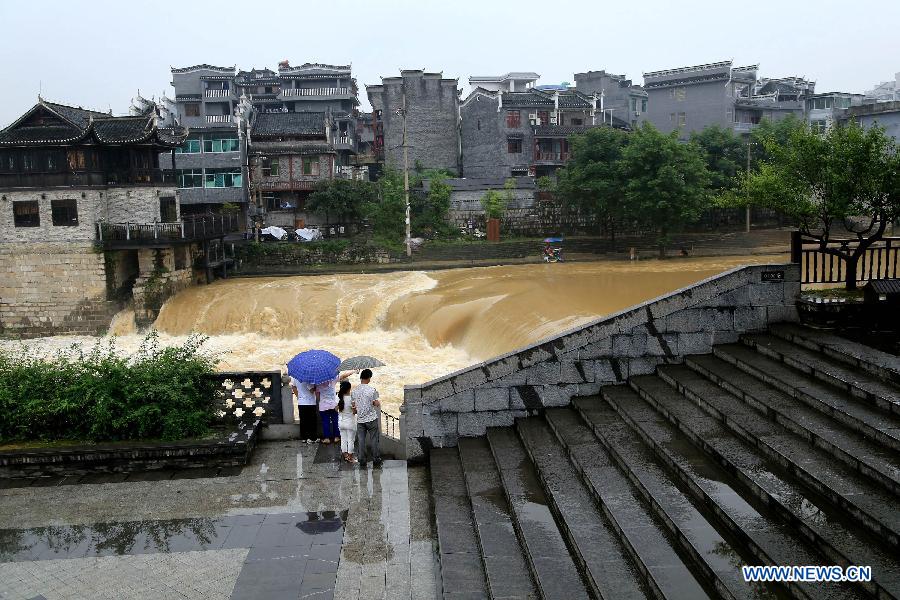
[541, 408, 713, 600]
[485, 428, 592, 600]
[574, 391, 858, 600]
[713, 343, 900, 452]
[740, 334, 900, 416]
[626, 375, 900, 600]
[456, 438, 539, 600]
[549, 402, 772, 600]
[655, 364, 900, 548]
[430, 448, 489, 599]
[515, 417, 650, 600]
[684, 354, 900, 497]
[769, 323, 900, 386]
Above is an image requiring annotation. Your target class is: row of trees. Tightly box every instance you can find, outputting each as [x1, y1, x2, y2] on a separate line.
[556, 117, 900, 266]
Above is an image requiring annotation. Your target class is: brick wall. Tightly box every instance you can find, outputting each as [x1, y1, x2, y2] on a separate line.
[0, 242, 118, 337]
[400, 263, 801, 460]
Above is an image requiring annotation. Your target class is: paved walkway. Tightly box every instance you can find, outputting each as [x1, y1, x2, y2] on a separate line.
[0, 442, 440, 600]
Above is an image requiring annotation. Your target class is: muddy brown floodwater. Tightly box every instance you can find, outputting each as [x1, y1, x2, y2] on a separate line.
[3, 255, 787, 414]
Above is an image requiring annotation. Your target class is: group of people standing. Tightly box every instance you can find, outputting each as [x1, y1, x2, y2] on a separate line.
[290, 368, 382, 467]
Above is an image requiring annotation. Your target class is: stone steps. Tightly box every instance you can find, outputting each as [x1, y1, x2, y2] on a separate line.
[429, 448, 489, 599]
[628, 374, 900, 600]
[654, 364, 900, 548]
[515, 416, 651, 600]
[485, 428, 592, 600]
[553, 401, 755, 600]
[684, 354, 900, 497]
[769, 323, 900, 386]
[740, 334, 900, 417]
[713, 343, 900, 452]
[456, 438, 538, 600]
[572, 391, 853, 600]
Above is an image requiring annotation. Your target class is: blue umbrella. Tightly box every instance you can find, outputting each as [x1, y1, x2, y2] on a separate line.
[543, 237, 564, 243]
[287, 350, 341, 385]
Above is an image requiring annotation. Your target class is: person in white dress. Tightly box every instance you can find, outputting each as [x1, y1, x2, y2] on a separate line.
[337, 380, 357, 462]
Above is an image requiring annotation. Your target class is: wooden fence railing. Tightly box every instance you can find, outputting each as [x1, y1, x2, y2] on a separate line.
[790, 231, 900, 284]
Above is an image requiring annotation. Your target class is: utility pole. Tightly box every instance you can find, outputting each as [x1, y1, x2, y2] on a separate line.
[398, 88, 412, 257]
[745, 140, 752, 233]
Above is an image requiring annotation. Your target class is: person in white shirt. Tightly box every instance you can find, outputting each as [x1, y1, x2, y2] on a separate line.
[315, 370, 356, 445]
[351, 369, 382, 468]
[290, 376, 319, 443]
[337, 380, 357, 462]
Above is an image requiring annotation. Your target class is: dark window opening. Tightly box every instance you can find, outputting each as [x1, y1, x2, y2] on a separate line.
[571, 118, 583, 126]
[262, 157, 280, 177]
[51, 199, 78, 226]
[537, 111, 550, 126]
[507, 139, 523, 154]
[184, 103, 201, 117]
[160, 197, 177, 222]
[13, 200, 40, 227]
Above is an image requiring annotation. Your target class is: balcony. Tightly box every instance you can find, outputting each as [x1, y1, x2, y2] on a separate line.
[0, 169, 173, 189]
[96, 213, 241, 248]
[204, 89, 233, 98]
[533, 151, 570, 163]
[255, 180, 319, 192]
[733, 122, 759, 133]
[280, 87, 351, 97]
[206, 115, 233, 124]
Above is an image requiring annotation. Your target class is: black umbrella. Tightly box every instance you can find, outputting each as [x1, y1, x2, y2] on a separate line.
[338, 355, 385, 371]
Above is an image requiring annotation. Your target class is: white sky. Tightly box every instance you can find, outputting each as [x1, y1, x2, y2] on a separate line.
[1, 0, 898, 127]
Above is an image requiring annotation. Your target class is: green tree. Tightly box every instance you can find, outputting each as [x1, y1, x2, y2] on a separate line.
[366, 168, 407, 242]
[690, 125, 745, 191]
[411, 173, 453, 237]
[749, 114, 805, 167]
[481, 190, 507, 219]
[739, 120, 900, 290]
[306, 179, 376, 224]
[556, 127, 630, 247]
[619, 123, 712, 257]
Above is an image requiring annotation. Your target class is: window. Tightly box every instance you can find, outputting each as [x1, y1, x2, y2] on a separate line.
[641, 98, 648, 112]
[537, 111, 550, 126]
[670, 112, 676, 124]
[67, 150, 87, 170]
[677, 112, 687, 127]
[809, 97, 834, 110]
[160, 197, 177, 222]
[263, 193, 278, 212]
[1, 152, 15, 171]
[671, 87, 686, 101]
[46, 153, 58, 170]
[477, 119, 481, 131]
[302, 157, 319, 176]
[177, 169, 203, 188]
[835, 97, 852, 109]
[13, 201, 39, 227]
[571, 118, 583, 126]
[22, 153, 33, 170]
[262, 157, 280, 177]
[631, 98, 637, 112]
[175, 138, 201, 153]
[810, 119, 828, 133]
[184, 103, 201, 117]
[204, 168, 242, 188]
[507, 139, 522, 153]
[51, 199, 78, 226]
[506, 110, 521, 128]
[203, 137, 239, 153]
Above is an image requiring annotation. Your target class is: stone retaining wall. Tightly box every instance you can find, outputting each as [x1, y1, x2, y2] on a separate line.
[0, 242, 119, 337]
[400, 262, 800, 460]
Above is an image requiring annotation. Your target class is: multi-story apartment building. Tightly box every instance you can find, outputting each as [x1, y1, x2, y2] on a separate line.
[574, 70, 649, 129]
[0, 99, 237, 336]
[460, 87, 620, 179]
[366, 70, 461, 175]
[167, 62, 362, 215]
[865, 74, 899, 102]
[642, 62, 810, 138]
[806, 92, 871, 132]
[248, 111, 338, 229]
[841, 101, 900, 142]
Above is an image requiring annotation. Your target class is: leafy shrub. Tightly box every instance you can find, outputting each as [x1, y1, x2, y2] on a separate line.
[0, 333, 220, 443]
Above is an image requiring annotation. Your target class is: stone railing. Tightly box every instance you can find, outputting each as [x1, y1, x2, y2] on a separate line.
[400, 263, 801, 460]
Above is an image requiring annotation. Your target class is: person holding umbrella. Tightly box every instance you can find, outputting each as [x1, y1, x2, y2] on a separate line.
[316, 369, 357, 445]
[286, 350, 350, 445]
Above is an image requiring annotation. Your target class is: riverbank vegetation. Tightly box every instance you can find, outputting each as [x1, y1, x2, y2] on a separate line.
[0, 333, 219, 443]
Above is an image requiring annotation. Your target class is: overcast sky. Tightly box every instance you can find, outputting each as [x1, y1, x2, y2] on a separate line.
[1, 0, 897, 127]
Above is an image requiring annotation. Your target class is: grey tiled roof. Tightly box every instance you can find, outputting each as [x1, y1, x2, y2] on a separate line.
[252, 112, 326, 136]
[502, 89, 593, 109]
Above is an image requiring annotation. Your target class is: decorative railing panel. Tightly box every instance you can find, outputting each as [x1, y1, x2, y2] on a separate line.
[97, 213, 241, 244]
[214, 371, 282, 426]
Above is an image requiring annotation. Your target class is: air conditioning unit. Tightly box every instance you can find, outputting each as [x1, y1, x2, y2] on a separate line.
[634, 110, 641, 117]
[549, 117, 558, 125]
[528, 112, 538, 121]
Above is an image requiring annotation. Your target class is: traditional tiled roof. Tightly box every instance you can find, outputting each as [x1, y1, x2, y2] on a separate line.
[0, 100, 187, 147]
[501, 89, 593, 109]
[250, 144, 335, 156]
[251, 112, 327, 137]
[533, 124, 597, 136]
[171, 64, 235, 74]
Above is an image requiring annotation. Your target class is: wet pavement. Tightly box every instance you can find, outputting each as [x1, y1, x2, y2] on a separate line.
[0, 441, 440, 600]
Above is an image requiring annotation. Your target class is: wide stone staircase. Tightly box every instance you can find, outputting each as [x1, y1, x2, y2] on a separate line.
[429, 324, 900, 599]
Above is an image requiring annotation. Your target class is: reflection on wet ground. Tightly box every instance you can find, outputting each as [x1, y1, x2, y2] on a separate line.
[0, 442, 440, 600]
